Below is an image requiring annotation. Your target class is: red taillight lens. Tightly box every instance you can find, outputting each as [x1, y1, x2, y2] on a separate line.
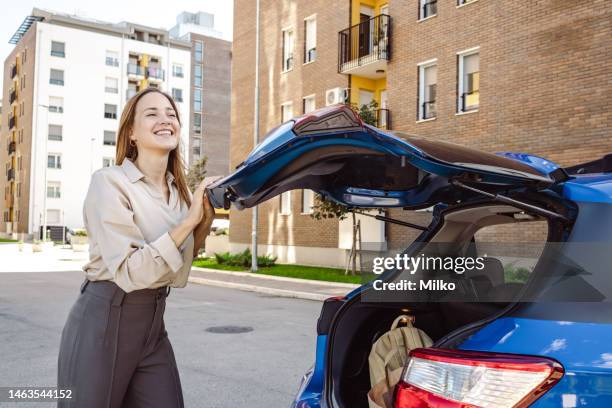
[395, 348, 564, 408]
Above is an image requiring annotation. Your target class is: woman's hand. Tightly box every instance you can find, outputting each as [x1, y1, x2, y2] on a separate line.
[185, 178, 209, 228]
[192, 177, 223, 257]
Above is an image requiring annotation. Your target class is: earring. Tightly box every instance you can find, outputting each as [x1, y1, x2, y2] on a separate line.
[129, 139, 136, 147]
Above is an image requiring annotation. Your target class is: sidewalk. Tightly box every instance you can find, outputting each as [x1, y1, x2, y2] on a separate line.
[189, 267, 359, 301]
[0, 243, 360, 301]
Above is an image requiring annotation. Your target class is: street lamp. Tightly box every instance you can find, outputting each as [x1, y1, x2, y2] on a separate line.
[251, 0, 260, 272]
[38, 104, 49, 241]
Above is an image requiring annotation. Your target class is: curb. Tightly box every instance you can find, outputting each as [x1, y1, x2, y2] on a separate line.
[190, 266, 361, 288]
[187, 276, 330, 301]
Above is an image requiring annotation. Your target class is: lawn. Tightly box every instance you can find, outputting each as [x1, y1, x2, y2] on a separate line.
[192, 257, 372, 284]
[0, 238, 18, 243]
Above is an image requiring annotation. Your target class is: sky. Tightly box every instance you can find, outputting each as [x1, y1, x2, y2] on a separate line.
[0, 0, 234, 91]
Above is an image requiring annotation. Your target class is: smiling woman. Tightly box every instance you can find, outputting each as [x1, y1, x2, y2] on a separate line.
[57, 88, 218, 408]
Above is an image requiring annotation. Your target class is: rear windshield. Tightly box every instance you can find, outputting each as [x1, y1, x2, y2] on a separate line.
[525, 201, 612, 302]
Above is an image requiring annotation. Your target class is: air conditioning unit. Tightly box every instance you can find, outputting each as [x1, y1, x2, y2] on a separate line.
[325, 87, 350, 106]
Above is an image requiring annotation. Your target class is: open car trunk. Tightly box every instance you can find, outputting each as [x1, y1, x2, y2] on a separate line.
[324, 200, 569, 408]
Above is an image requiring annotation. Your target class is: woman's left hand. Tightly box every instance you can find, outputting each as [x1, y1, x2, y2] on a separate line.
[193, 177, 223, 257]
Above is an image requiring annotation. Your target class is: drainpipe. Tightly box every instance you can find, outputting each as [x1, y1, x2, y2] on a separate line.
[251, 0, 260, 272]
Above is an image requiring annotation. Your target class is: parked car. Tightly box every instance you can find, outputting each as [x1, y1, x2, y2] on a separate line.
[208, 105, 612, 407]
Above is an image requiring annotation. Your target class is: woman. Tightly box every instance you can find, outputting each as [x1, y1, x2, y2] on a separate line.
[58, 88, 215, 408]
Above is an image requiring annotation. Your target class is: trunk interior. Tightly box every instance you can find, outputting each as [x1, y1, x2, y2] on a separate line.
[329, 300, 508, 407]
[326, 203, 555, 408]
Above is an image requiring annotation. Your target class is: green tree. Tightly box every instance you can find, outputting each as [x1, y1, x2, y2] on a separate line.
[186, 156, 208, 191]
[310, 102, 382, 275]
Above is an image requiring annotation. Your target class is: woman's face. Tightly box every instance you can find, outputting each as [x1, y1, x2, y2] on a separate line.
[130, 92, 181, 154]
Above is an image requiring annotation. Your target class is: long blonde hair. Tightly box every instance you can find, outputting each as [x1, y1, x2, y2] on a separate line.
[116, 88, 191, 206]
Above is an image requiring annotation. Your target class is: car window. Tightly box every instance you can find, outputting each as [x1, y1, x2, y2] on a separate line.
[473, 220, 548, 285]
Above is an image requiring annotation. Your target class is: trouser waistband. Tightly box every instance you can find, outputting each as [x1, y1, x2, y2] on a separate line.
[80, 279, 170, 305]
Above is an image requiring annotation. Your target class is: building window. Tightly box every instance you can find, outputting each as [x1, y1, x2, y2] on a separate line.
[420, 0, 437, 19]
[193, 113, 202, 134]
[458, 0, 477, 5]
[303, 95, 315, 114]
[172, 64, 184, 78]
[458, 49, 480, 112]
[418, 61, 437, 120]
[47, 182, 61, 199]
[282, 28, 294, 71]
[104, 104, 118, 119]
[103, 157, 115, 167]
[172, 88, 183, 103]
[303, 16, 316, 63]
[193, 89, 202, 112]
[195, 41, 203, 63]
[51, 41, 65, 58]
[46, 209, 61, 224]
[301, 190, 314, 214]
[103, 130, 116, 146]
[281, 102, 293, 122]
[50, 69, 64, 86]
[105, 77, 118, 93]
[105, 50, 119, 67]
[47, 154, 62, 169]
[49, 96, 64, 113]
[192, 138, 201, 157]
[22, 74, 26, 89]
[17, 182, 22, 198]
[279, 191, 291, 215]
[48, 125, 63, 141]
[194, 65, 202, 87]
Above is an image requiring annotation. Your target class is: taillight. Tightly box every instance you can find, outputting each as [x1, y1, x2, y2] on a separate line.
[395, 348, 564, 408]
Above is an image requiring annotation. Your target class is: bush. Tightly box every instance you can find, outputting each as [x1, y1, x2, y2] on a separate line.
[504, 264, 531, 283]
[73, 229, 88, 237]
[214, 249, 277, 268]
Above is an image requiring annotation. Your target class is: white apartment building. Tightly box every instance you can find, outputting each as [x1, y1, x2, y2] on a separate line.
[1, 9, 191, 239]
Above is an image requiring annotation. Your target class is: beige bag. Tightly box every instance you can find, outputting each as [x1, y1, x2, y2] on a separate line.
[367, 315, 433, 408]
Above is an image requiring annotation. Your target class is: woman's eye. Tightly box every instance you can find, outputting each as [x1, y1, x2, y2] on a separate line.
[147, 113, 156, 117]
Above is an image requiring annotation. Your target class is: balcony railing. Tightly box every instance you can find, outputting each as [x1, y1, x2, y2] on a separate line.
[8, 141, 16, 155]
[11, 65, 17, 79]
[422, 101, 437, 120]
[9, 89, 17, 104]
[460, 90, 479, 112]
[9, 116, 16, 130]
[127, 63, 145, 76]
[421, 0, 438, 19]
[376, 109, 391, 130]
[338, 14, 391, 74]
[7, 168, 15, 182]
[147, 67, 165, 80]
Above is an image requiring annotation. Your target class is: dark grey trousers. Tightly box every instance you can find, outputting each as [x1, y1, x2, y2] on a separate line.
[57, 280, 184, 408]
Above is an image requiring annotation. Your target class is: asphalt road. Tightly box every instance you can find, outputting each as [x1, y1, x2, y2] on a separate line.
[0, 272, 322, 407]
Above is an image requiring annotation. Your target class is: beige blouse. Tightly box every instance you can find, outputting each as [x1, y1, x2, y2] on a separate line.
[82, 159, 194, 293]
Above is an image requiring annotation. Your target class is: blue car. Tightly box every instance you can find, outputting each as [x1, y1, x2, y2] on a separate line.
[208, 106, 612, 408]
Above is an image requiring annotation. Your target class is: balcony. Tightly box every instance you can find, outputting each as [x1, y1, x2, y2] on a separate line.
[9, 89, 17, 104]
[11, 64, 17, 79]
[338, 14, 391, 79]
[7, 168, 15, 182]
[147, 67, 165, 81]
[8, 141, 16, 155]
[9, 116, 16, 130]
[376, 109, 391, 130]
[127, 63, 145, 77]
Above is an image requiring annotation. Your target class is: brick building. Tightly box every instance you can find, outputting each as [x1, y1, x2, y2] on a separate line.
[230, 0, 611, 267]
